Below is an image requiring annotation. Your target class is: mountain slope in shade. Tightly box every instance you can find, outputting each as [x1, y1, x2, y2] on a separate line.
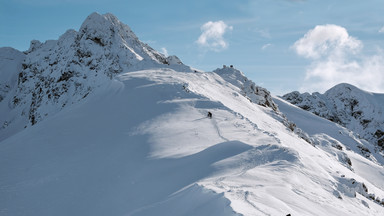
[1, 12, 384, 216]
[0, 47, 26, 140]
[0, 47, 25, 102]
[282, 83, 384, 152]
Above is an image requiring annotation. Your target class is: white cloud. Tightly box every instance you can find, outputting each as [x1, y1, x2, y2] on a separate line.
[160, 47, 168, 57]
[379, 26, 384, 33]
[293, 24, 384, 93]
[261, 43, 272, 50]
[293, 24, 362, 59]
[196, 21, 233, 51]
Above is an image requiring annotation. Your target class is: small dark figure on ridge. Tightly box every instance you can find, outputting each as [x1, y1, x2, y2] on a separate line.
[207, 112, 212, 119]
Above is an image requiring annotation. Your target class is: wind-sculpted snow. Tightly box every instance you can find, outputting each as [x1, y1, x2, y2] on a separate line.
[282, 83, 384, 152]
[130, 184, 241, 216]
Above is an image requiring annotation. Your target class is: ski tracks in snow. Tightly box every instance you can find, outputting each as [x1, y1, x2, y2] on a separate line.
[211, 117, 229, 142]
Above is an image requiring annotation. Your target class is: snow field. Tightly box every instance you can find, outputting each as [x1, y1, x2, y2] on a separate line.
[1, 68, 384, 215]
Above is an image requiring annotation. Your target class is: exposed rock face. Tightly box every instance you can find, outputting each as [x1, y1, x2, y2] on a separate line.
[282, 83, 384, 150]
[213, 66, 278, 111]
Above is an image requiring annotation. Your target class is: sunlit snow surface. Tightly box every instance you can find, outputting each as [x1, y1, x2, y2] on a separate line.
[1, 68, 383, 215]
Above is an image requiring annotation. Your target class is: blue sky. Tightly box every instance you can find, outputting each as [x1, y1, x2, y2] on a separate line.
[1, 0, 384, 94]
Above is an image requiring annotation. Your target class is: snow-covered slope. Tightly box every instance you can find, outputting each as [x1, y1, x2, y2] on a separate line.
[1, 12, 384, 216]
[2, 68, 384, 215]
[282, 84, 384, 151]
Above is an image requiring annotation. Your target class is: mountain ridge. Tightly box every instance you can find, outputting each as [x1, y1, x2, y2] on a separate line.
[282, 83, 384, 152]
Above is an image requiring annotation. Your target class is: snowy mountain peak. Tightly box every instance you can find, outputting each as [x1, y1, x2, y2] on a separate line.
[80, 12, 119, 30]
[0, 12, 191, 139]
[325, 83, 371, 97]
[214, 65, 245, 75]
[213, 65, 246, 86]
[77, 12, 189, 68]
[79, 12, 137, 50]
[282, 83, 384, 151]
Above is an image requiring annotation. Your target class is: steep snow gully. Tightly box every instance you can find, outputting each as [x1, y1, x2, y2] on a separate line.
[1, 12, 384, 216]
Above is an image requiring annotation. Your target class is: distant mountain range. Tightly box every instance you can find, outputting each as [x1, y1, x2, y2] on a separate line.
[282, 84, 384, 153]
